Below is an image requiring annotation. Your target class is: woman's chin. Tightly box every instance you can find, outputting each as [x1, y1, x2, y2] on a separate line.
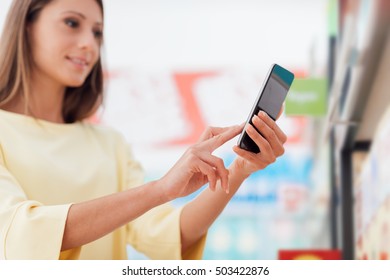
[66, 79, 87, 88]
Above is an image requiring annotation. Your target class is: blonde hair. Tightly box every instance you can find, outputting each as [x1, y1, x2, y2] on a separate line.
[0, 0, 104, 123]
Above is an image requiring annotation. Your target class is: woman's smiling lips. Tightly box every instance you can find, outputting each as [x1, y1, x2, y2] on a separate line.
[66, 56, 89, 70]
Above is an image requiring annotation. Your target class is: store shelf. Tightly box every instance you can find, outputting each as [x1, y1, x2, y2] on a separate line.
[325, 0, 390, 151]
[356, 33, 390, 141]
[323, 0, 390, 259]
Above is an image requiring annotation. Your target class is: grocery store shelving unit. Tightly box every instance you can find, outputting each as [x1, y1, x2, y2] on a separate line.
[324, 0, 390, 259]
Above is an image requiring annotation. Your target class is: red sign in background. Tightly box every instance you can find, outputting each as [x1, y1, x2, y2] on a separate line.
[278, 249, 341, 260]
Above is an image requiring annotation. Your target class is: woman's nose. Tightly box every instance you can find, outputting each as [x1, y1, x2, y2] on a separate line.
[78, 31, 99, 53]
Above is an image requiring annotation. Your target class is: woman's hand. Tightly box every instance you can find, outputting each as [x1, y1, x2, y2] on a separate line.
[231, 110, 287, 178]
[160, 124, 243, 200]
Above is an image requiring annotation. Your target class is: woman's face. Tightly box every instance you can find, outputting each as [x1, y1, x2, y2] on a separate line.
[28, 0, 103, 88]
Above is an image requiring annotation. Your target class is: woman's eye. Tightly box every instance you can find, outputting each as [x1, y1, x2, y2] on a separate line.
[64, 19, 79, 28]
[93, 30, 103, 39]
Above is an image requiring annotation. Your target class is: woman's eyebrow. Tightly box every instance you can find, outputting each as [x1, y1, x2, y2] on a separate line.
[61, 10, 103, 25]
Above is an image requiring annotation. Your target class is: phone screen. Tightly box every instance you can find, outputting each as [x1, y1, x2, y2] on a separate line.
[237, 64, 294, 153]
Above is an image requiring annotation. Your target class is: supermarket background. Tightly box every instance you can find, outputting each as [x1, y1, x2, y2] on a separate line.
[1, 0, 389, 260]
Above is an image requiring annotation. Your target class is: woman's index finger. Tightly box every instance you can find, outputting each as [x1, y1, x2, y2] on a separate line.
[206, 124, 243, 151]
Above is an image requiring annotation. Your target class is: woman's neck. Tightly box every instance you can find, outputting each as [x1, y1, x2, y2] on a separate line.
[1, 96, 65, 124]
[28, 89, 65, 123]
[3, 75, 66, 124]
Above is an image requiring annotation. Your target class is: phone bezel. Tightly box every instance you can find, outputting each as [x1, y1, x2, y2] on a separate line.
[237, 63, 294, 153]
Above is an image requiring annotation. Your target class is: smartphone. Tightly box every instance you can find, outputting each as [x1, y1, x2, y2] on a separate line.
[237, 63, 295, 153]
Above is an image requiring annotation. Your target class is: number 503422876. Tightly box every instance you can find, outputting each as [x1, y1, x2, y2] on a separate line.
[215, 266, 269, 276]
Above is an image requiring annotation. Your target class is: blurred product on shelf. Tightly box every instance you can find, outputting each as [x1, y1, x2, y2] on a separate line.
[354, 106, 390, 260]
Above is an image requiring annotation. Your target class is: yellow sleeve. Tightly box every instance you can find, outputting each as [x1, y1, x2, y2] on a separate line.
[0, 162, 71, 260]
[126, 204, 206, 260]
[119, 138, 206, 260]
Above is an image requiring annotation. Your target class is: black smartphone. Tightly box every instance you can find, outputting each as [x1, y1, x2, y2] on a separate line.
[237, 64, 295, 153]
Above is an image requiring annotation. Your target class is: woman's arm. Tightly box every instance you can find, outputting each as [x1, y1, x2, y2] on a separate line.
[61, 180, 164, 251]
[180, 111, 287, 254]
[61, 124, 243, 252]
[179, 161, 248, 254]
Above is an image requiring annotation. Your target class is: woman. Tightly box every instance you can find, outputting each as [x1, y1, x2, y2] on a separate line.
[0, 0, 287, 260]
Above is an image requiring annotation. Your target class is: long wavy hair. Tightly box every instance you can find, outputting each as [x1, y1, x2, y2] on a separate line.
[0, 0, 104, 123]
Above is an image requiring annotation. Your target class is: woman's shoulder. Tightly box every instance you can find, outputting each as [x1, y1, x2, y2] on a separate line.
[0, 109, 128, 147]
[83, 121, 122, 137]
[82, 122, 128, 146]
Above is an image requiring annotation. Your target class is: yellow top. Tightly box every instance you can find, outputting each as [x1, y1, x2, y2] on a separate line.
[0, 109, 205, 260]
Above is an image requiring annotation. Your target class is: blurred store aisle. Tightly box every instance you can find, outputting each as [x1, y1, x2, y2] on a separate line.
[0, 0, 330, 260]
